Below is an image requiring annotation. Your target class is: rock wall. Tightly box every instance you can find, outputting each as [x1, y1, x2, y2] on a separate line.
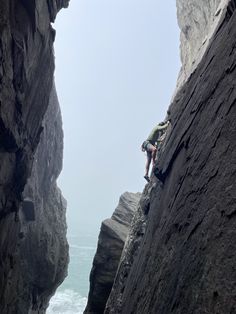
[176, 0, 229, 87]
[0, 1, 69, 313]
[84, 192, 141, 314]
[105, 1, 236, 313]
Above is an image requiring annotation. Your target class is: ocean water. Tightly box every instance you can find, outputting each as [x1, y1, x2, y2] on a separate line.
[47, 233, 98, 314]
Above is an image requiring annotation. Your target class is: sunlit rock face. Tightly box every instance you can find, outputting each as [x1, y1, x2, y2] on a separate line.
[104, 1, 236, 313]
[0, 1, 69, 313]
[177, 0, 227, 87]
[84, 192, 141, 314]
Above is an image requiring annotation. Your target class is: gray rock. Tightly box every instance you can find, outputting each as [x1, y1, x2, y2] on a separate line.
[105, 1, 236, 313]
[105, 172, 159, 314]
[84, 192, 141, 314]
[176, 0, 228, 88]
[0, 84, 69, 314]
[0, 1, 69, 313]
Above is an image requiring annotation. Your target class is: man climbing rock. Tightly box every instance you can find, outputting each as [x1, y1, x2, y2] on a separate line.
[141, 120, 170, 182]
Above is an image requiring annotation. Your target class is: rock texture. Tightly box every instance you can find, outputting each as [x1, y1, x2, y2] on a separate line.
[177, 0, 228, 87]
[105, 185, 154, 314]
[0, 1, 69, 313]
[84, 192, 141, 314]
[105, 1, 236, 313]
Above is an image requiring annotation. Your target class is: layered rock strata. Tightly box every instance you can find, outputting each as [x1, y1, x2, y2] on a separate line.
[84, 192, 141, 314]
[105, 1, 236, 313]
[0, 1, 69, 313]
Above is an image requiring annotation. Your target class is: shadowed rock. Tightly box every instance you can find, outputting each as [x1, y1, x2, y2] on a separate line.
[105, 1, 236, 313]
[84, 192, 141, 314]
[21, 198, 35, 222]
[0, 1, 69, 313]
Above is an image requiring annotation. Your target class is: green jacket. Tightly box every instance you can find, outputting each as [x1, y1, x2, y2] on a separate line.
[146, 121, 169, 145]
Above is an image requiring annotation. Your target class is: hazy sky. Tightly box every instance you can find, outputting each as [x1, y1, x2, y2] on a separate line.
[54, 0, 181, 234]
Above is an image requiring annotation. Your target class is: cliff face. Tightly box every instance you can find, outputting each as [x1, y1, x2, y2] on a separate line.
[0, 1, 69, 313]
[177, 0, 228, 87]
[84, 192, 141, 314]
[105, 1, 236, 313]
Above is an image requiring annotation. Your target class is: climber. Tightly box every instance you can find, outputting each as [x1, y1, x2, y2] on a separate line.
[141, 120, 170, 182]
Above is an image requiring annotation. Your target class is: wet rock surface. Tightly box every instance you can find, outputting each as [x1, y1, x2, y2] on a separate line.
[105, 1, 236, 314]
[84, 192, 141, 314]
[0, 1, 69, 313]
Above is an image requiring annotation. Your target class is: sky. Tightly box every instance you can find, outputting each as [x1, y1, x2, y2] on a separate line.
[54, 0, 181, 235]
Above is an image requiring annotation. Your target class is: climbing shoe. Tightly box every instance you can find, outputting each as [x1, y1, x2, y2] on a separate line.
[144, 175, 150, 182]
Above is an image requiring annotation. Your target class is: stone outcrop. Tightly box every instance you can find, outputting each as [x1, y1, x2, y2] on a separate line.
[104, 1, 236, 313]
[0, 1, 69, 313]
[84, 192, 141, 314]
[177, 0, 229, 87]
[104, 186, 152, 314]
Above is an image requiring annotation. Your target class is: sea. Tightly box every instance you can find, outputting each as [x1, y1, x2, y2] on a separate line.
[47, 232, 98, 314]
